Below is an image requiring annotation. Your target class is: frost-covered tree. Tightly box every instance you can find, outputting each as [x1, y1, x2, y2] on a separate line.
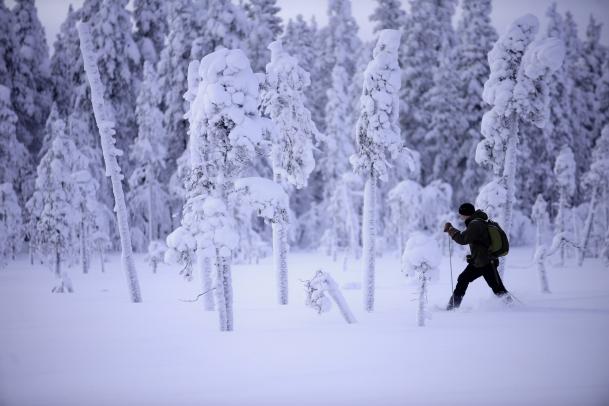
[580, 125, 609, 265]
[129, 61, 170, 248]
[0, 183, 23, 267]
[133, 0, 168, 65]
[28, 112, 79, 292]
[49, 5, 81, 118]
[531, 194, 549, 255]
[245, 0, 282, 73]
[165, 48, 270, 331]
[11, 0, 52, 155]
[369, 0, 406, 34]
[78, 21, 142, 302]
[475, 15, 564, 274]
[303, 270, 356, 323]
[402, 232, 441, 327]
[425, 41, 468, 190]
[454, 0, 497, 202]
[351, 30, 402, 312]
[399, 0, 456, 179]
[89, 0, 140, 167]
[261, 40, 318, 304]
[0, 85, 30, 198]
[388, 179, 422, 263]
[202, 0, 249, 51]
[553, 146, 576, 266]
[0, 0, 15, 88]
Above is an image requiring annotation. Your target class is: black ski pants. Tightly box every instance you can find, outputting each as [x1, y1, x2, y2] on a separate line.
[453, 260, 508, 298]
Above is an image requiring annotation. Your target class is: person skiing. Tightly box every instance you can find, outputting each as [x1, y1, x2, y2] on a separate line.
[443, 203, 511, 310]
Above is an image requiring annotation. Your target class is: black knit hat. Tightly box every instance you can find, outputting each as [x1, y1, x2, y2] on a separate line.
[458, 203, 475, 216]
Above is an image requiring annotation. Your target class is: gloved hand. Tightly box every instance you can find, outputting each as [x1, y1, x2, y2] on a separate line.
[443, 222, 453, 233]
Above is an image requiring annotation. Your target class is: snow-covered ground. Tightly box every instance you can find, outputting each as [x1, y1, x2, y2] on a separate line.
[1, 247, 608, 406]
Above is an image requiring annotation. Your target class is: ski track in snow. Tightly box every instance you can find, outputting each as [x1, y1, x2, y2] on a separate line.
[0, 246, 608, 406]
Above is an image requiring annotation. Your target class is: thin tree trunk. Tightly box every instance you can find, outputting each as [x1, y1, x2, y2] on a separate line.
[200, 254, 214, 311]
[417, 270, 428, 327]
[578, 185, 597, 266]
[362, 174, 376, 312]
[556, 193, 566, 267]
[498, 118, 519, 277]
[214, 252, 229, 331]
[80, 216, 89, 274]
[99, 247, 106, 273]
[273, 221, 289, 305]
[147, 181, 154, 243]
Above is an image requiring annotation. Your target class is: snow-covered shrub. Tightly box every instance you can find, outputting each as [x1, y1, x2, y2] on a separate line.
[387, 179, 423, 254]
[510, 210, 535, 247]
[303, 270, 356, 324]
[402, 232, 441, 327]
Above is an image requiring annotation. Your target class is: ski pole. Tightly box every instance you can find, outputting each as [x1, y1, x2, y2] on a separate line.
[448, 235, 454, 294]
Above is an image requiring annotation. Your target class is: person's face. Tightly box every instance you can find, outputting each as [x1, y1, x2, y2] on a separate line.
[459, 214, 469, 222]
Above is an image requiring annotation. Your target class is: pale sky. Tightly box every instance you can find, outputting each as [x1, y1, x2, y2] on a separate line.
[8, 0, 609, 48]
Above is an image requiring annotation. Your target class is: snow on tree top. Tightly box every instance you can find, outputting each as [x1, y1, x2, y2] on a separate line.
[233, 177, 289, 223]
[522, 37, 565, 79]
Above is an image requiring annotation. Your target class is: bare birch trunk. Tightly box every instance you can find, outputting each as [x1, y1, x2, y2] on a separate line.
[362, 174, 376, 312]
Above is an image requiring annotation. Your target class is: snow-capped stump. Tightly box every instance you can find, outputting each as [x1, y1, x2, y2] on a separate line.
[303, 270, 357, 324]
[402, 232, 441, 327]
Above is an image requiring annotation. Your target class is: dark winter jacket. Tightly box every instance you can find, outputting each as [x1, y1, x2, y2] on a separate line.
[448, 210, 492, 268]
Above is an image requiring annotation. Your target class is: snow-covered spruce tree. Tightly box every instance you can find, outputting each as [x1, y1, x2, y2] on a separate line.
[133, 0, 168, 65]
[370, 0, 406, 34]
[89, 0, 140, 170]
[261, 40, 318, 304]
[49, 5, 81, 118]
[245, 0, 283, 73]
[0, 183, 23, 267]
[0, 85, 30, 196]
[454, 0, 497, 202]
[165, 48, 270, 331]
[350, 30, 402, 312]
[129, 61, 170, 248]
[157, 0, 198, 174]
[580, 125, 609, 265]
[531, 194, 550, 255]
[425, 40, 468, 190]
[11, 0, 52, 155]
[0, 0, 15, 89]
[202, 0, 249, 52]
[399, 0, 456, 180]
[553, 146, 576, 266]
[402, 232, 441, 327]
[475, 15, 564, 275]
[28, 112, 78, 292]
[388, 179, 423, 266]
[78, 21, 142, 302]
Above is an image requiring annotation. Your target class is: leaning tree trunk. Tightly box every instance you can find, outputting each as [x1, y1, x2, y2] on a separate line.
[78, 22, 141, 302]
[534, 246, 551, 293]
[362, 173, 377, 312]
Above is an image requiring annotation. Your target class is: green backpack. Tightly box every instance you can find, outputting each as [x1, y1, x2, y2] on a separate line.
[486, 220, 509, 257]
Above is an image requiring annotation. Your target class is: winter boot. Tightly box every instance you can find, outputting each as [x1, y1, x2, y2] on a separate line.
[446, 294, 463, 311]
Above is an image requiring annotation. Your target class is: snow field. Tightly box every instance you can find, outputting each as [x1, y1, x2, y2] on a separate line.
[1, 247, 608, 405]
